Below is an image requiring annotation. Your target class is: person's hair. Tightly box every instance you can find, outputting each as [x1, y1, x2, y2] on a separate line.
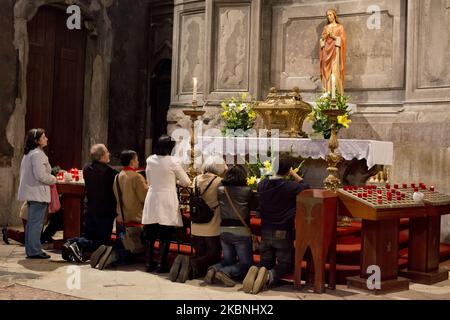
[277, 155, 293, 176]
[24, 128, 45, 155]
[90, 144, 107, 162]
[326, 9, 340, 24]
[155, 134, 176, 156]
[221, 165, 248, 186]
[202, 155, 226, 176]
[120, 150, 137, 167]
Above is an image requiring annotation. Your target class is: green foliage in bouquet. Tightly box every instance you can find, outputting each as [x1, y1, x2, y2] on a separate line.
[51, 166, 62, 177]
[307, 91, 352, 139]
[245, 148, 305, 190]
[220, 93, 257, 134]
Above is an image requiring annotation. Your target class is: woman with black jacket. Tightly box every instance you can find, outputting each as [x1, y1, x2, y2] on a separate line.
[204, 165, 257, 287]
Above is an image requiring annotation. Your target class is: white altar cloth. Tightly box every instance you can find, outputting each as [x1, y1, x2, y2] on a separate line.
[197, 137, 393, 169]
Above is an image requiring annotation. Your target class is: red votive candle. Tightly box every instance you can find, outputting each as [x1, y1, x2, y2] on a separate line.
[430, 186, 435, 192]
[377, 189, 382, 195]
[386, 192, 392, 201]
[394, 184, 399, 189]
[378, 199, 383, 204]
[414, 188, 419, 193]
[402, 183, 407, 189]
[363, 192, 368, 198]
[368, 190, 373, 195]
[411, 183, 416, 188]
[386, 183, 391, 189]
[357, 193, 363, 198]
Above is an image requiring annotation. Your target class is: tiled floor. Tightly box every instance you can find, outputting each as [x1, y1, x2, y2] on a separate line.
[1, 242, 450, 300]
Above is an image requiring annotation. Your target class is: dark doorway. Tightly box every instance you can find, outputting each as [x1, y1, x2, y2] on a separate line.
[150, 59, 172, 152]
[26, 6, 86, 170]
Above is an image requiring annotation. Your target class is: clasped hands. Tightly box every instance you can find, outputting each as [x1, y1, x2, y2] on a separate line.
[322, 29, 336, 41]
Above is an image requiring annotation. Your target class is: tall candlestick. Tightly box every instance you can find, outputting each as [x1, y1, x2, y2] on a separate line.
[192, 77, 198, 102]
[331, 74, 336, 99]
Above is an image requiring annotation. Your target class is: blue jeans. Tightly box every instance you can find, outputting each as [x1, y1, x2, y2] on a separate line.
[258, 229, 294, 284]
[211, 232, 253, 279]
[25, 201, 48, 256]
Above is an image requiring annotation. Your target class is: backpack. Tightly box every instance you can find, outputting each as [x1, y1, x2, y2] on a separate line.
[189, 176, 218, 224]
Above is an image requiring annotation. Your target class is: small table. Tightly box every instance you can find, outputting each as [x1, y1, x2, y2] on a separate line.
[56, 182, 85, 242]
[399, 194, 450, 284]
[338, 187, 450, 294]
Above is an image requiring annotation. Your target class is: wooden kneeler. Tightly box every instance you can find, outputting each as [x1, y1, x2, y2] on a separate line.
[294, 189, 338, 293]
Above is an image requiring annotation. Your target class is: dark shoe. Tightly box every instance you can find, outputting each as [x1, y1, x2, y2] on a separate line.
[155, 263, 170, 273]
[97, 246, 116, 270]
[146, 261, 157, 272]
[90, 245, 108, 268]
[40, 233, 53, 244]
[215, 271, 236, 287]
[169, 255, 183, 282]
[2, 227, 10, 245]
[27, 252, 51, 259]
[243, 266, 259, 294]
[176, 256, 191, 283]
[252, 267, 269, 294]
[69, 242, 84, 263]
[204, 268, 216, 284]
[61, 241, 74, 262]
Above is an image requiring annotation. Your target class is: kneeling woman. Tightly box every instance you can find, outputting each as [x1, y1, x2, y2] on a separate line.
[205, 165, 257, 287]
[142, 135, 191, 273]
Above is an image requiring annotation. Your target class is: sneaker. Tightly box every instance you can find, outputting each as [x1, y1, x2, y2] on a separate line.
[27, 252, 51, 259]
[215, 271, 236, 287]
[243, 266, 259, 293]
[2, 227, 10, 245]
[169, 255, 183, 282]
[61, 241, 74, 262]
[90, 245, 108, 268]
[69, 242, 84, 263]
[204, 268, 216, 284]
[252, 267, 269, 294]
[176, 256, 191, 283]
[96, 246, 115, 270]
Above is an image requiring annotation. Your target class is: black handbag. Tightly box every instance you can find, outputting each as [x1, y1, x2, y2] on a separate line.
[189, 176, 218, 224]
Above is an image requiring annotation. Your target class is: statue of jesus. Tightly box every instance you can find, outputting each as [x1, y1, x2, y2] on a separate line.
[320, 9, 346, 95]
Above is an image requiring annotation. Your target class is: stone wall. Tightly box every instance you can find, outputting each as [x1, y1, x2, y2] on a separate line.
[0, 0, 18, 226]
[107, 0, 150, 165]
[168, 0, 450, 241]
[0, 0, 114, 227]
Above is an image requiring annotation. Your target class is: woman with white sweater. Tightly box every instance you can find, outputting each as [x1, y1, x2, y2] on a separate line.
[18, 128, 57, 259]
[142, 135, 191, 273]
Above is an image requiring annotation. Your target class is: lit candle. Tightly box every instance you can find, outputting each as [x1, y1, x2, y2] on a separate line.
[331, 74, 336, 99]
[192, 77, 198, 102]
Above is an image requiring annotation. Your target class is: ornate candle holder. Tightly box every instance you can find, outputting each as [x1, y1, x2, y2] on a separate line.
[322, 101, 345, 192]
[183, 100, 205, 178]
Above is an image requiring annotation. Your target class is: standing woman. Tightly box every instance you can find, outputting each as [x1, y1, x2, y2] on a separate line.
[142, 135, 191, 273]
[18, 128, 57, 259]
